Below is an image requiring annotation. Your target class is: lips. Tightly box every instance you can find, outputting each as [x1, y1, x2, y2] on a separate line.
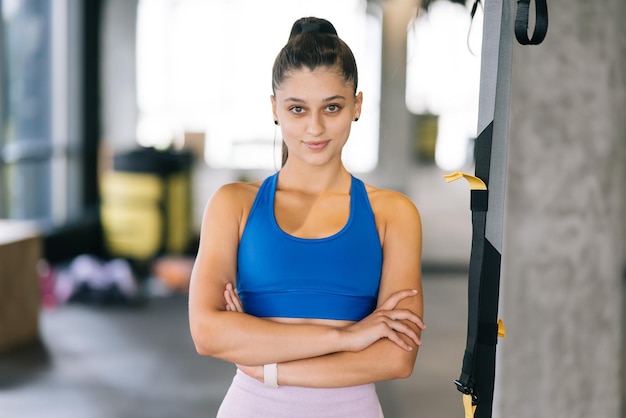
[303, 140, 330, 150]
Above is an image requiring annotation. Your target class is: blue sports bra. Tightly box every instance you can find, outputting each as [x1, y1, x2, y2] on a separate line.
[236, 172, 383, 321]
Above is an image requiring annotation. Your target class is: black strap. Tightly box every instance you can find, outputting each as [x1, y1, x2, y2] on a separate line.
[515, 0, 548, 45]
[454, 124, 494, 405]
[454, 216, 502, 415]
[453, 122, 503, 418]
[470, 0, 482, 20]
[454, 204, 487, 402]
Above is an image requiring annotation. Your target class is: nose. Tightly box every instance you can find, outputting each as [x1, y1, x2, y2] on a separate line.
[306, 112, 325, 136]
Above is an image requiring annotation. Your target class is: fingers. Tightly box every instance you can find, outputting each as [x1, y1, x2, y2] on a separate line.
[371, 309, 426, 350]
[342, 308, 426, 352]
[371, 314, 423, 350]
[383, 317, 422, 347]
[388, 309, 426, 331]
[224, 283, 244, 313]
[379, 289, 419, 311]
[224, 289, 234, 311]
[385, 329, 416, 351]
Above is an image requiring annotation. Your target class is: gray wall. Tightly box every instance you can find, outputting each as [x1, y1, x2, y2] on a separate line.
[495, 0, 626, 416]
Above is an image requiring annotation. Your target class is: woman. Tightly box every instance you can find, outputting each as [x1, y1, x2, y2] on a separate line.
[188, 17, 424, 417]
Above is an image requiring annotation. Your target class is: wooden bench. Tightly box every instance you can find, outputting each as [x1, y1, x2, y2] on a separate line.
[0, 221, 41, 353]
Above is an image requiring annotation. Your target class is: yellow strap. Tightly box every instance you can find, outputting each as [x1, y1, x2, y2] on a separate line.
[463, 394, 477, 418]
[498, 318, 506, 338]
[443, 171, 487, 190]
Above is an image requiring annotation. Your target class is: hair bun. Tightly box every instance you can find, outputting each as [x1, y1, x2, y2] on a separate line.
[289, 17, 338, 39]
[300, 22, 321, 34]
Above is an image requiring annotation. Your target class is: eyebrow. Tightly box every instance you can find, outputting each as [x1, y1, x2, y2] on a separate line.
[283, 95, 346, 104]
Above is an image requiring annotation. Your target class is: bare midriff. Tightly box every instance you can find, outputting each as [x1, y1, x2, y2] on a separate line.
[267, 317, 355, 328]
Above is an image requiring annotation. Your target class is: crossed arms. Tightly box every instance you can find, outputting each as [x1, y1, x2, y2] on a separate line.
[188, 183, 425, 388]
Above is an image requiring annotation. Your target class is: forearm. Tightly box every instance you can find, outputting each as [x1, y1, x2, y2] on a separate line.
[199, 283, 424, 368]
[277, 336, 420, 388]
[190, 310, 343, 366]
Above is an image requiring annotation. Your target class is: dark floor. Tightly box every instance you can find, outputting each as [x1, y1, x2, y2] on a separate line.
[0, 272, 468, 418]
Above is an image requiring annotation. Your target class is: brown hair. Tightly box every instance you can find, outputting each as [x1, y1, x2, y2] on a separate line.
[272, 17, 359, 166]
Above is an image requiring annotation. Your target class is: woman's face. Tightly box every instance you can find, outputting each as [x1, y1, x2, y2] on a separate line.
[272, 66, 362, 168]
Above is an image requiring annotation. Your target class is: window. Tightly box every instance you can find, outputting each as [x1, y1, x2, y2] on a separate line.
[405, 1, 482, 170]
[136, 0, 381, 173]
[0, 0, 82, 225]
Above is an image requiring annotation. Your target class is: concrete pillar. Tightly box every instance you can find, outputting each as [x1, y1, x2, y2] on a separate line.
[495, 0, 626, 417]
[101, 0, 138, 152]
[373, 0, 418, 191]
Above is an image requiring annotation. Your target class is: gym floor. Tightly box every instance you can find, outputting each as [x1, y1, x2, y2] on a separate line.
[0, 272, 468, 418]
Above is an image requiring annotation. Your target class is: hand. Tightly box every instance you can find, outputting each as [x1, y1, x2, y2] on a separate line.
[339, 289, 425, 352]
[224, 283, 244, 313]
[237, 364, 263, 382]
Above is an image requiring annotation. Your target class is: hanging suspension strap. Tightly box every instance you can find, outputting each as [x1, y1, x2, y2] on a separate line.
[447, 0, 516, 415]
[515, 0, 549, 45]
[447, 0, 548, 417]
[444, 166, 506, 418]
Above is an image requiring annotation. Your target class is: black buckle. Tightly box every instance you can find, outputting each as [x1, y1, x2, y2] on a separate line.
[454, 380, 479, 405]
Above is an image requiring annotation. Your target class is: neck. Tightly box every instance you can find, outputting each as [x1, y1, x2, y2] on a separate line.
[278, 161, 350, 193]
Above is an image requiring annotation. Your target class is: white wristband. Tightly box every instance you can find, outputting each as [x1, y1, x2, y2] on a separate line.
[263, 363, 279, 388]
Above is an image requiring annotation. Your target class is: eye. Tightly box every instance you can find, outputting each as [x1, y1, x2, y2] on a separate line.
[326, 104, 341, 113]
[289, 106, 304, 114]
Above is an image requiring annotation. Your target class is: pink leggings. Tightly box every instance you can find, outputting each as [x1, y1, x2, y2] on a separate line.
[217, 369, 384, 418]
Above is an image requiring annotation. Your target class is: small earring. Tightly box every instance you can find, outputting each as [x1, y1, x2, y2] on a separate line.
[274, 120, 279, 125]
[354, 117, 359, 122]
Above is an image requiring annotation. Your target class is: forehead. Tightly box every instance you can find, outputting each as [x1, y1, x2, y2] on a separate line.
[275, 66, 353, 100]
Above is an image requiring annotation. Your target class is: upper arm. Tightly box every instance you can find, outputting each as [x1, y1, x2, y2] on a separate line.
[188, 183, 248, 334]
[375, 190, 423, 317]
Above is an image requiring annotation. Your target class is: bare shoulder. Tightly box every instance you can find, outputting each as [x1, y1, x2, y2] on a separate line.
[364, 183, 422, 244]
[203, 179, 264, 221]
[365, 184, 421, 220]
[210, 180, 262, 205]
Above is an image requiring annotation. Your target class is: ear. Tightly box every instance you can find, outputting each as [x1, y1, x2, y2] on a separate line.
[271, 95, 278, 123]
[354, 92, 363, 120]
